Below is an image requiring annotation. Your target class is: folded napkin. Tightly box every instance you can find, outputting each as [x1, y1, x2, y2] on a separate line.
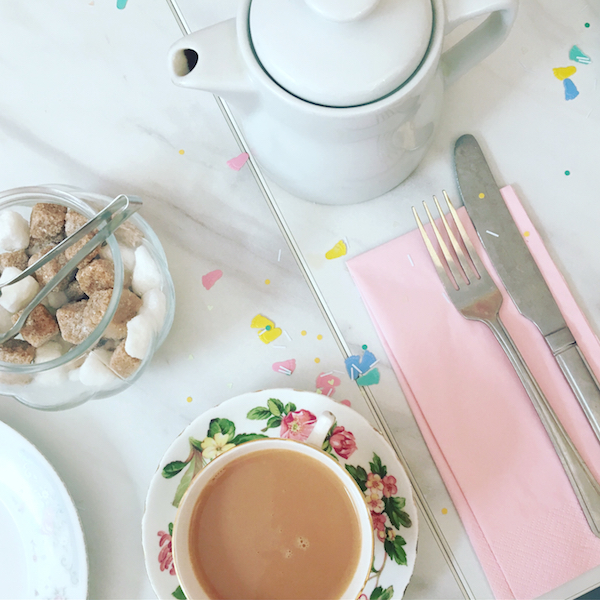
[347, 186, 600, 600]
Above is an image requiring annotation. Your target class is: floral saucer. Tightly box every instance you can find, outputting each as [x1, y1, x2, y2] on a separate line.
[142, 389, 418, 600]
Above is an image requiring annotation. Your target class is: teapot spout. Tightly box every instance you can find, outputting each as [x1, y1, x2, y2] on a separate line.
[168, 19, 254, 98]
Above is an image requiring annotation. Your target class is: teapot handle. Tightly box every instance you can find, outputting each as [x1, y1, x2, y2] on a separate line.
[441, 0, 518, 86]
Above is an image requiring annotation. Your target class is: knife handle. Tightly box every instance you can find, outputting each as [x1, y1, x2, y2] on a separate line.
[488, 315, 600, 537]
[554, 344, 600, 441]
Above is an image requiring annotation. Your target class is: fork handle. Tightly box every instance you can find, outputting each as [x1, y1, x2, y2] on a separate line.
[487, 314, 600, 537]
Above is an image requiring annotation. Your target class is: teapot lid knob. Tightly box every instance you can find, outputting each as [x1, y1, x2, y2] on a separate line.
[304, 0, 380, 22]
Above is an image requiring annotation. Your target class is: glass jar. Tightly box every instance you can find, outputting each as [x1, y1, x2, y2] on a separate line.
[0, 185, 175, 410]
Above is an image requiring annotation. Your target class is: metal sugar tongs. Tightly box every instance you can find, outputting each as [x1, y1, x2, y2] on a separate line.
[0, 194, 142, 345]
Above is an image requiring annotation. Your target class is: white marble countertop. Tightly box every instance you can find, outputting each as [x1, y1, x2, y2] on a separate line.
[0, 0, 598, 599]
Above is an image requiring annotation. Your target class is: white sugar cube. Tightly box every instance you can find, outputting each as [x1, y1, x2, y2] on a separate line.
[0, 304, 13, 333]
[34, 341, 68, 385]
[0, 267, 40, 313]
[79, 349, 119, 387]
[46, 290, 68, 309]
[124, 314, 153, 360]
[0, 211, 30, 251]
[131, 246, 161, 296]
[139, 288, 166, 333]
[100, 243, 135, 271]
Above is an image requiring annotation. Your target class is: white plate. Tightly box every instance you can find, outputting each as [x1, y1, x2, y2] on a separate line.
[143, 389, 418, 600]
[0, 421, 88, 600]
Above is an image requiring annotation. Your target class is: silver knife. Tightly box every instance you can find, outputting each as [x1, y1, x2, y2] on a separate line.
[454, 133, 600, 443]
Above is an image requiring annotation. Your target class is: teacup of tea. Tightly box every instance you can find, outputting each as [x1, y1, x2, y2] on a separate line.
[172, 433, 374, 599]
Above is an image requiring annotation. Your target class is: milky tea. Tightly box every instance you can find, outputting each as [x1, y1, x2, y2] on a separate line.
[187, 448, 364, 599]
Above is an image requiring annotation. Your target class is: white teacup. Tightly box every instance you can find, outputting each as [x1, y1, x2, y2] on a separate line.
[172, 436, 374, 599]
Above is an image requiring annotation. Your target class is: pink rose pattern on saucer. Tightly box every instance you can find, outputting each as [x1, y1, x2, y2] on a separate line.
[157, 396, 412, 600]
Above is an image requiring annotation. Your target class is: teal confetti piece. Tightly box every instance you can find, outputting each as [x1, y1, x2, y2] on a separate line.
[357, 368, 380, 387]
[569, 45, 591, 64]
[563, 78, 579, 100]
[117, 0, 128, 8]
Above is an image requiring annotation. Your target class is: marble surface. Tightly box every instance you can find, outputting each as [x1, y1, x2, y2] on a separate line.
[0, 0, 598, 598]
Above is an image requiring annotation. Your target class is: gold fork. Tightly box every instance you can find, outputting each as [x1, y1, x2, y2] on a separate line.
[413, 190, 600, 538]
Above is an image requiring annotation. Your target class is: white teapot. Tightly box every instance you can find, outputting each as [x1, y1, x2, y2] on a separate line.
[169, 0, 517, 204]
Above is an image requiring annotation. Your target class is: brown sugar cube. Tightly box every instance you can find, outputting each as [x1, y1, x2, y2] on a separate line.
[84, 289, 142, 340]
[65, 279, 86, 302]
[64, 231, 100, 270]
[0, 339, 34, 385]
[0, 339, 35, 364]
[65, 209, 89, 237]
[0, 250, 29, 273]
[76, 259, 114, 295]
[109, 340, 141, 378]
[30, 203, 67, 240]
[12, 304, 59, 348]
[114, 221, 144, 248]
[28, 245, 70, 290]
[56, 300, 90, 344]
[27, 234, 64, 257]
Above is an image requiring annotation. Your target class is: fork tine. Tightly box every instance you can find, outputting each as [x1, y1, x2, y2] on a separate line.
[411, 206, 458, 290]
[432, 194, 470, 284]
[442, 190, 483, 280]
[421, 200, 465, 289]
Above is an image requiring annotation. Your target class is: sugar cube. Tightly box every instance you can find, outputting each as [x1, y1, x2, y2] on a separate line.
[13, 304, 59, 347]
[139, 288, 166, 333]
[124, 313, 153, 359]
[79, 348, 119, 387]
[110, 340, 141, 378]
[0, 211, 30, 252]
[56, 300, 89, 344]
[0, 250, 29, 273]
[76, 259, 114, 295]
[30, 203, 66, 240]
[0, 267, 40, 313]
[132, 246, 161, 296]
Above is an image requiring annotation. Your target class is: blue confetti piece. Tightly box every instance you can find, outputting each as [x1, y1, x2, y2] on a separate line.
[117, 0, 128, 8]
[563, 78, 579, 100]
[569, 45, 591, 64]
[345, 349, 378, 380]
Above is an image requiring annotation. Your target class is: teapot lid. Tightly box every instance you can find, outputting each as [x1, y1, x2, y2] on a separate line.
[249, 0, 433, 107]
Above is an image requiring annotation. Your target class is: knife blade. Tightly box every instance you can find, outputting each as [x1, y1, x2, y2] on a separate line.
[454, 133, 600, 442]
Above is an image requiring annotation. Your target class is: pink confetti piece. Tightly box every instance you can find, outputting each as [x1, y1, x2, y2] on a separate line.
[316, 372, 341, 396]
[272, 359, 296, 375]
[341, 399, 352, 407]
[227, 152, 249, 171]
[202, 269, 223, 290]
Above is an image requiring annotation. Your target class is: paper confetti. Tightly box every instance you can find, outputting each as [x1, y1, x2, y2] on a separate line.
[563, 78, 580, 100]
[553, 66, 577, 80]
[272, 359, 296, 375]
[316, 372, 341, 396]
[345, 349, 378, 380]
[251, 314, 282, 344]
[325, 240, 347, 260]
[357, 368, 380, 386]
[570, 45, 591, 64]
[340, 399, 352, 407]
[202, 269, 223, 290]
[227, 153, 249, 171]
[116, 0, 128, 8]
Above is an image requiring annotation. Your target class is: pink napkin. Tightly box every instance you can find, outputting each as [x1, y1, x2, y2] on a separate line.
[347, 186, 600, 599]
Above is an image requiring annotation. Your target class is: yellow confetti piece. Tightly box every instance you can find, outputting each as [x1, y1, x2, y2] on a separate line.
[523, 231, 530, 238]
[317, 334, 323, 340]
[265, 279, 270, 285]
[552, 66, 577, 80]
[478, 192, 485, 199]
[179, 149, 185, 155]
[325, 240, 347, 260]
[301, 330, 307, 336]
[186, 396, 193, 403]
[441, 508, 448, 515]
[314, 357, 321, 363]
